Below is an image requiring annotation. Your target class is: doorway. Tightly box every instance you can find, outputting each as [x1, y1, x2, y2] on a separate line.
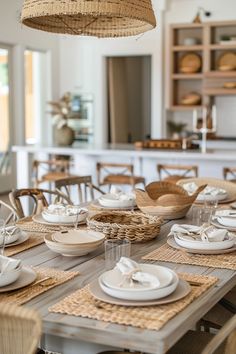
[106, 56, 151, 144]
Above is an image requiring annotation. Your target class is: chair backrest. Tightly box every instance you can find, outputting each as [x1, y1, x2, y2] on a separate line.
[0, 200, 18, 224]
[55, 176, 104, 204]
[201, 314, 236, 354]
[0, 303, 41, 354]
[157, 164, 198, 180]
[96, 162, 134, 185]
[32, 159, 71, 186]
[9, 188, 71, 218]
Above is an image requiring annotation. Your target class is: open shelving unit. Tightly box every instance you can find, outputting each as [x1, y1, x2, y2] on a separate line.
[169, 20, 236, 111]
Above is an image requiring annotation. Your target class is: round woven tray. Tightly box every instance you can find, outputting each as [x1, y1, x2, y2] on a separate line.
[177, 177, 236, 204]
[179, 53, 202, 73]
[87, 211, 163, 243]
[218, 52, 236, 71]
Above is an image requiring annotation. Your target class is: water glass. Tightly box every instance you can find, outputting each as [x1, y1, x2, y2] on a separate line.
[0, 219, 6, 256]
[192, 206, 212, 226]
[105, 239, 131, 270]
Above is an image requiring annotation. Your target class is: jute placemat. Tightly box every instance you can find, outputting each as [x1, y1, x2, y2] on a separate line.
[5, 234, 44, 257]
[49, 273, 217, 331]
[16, 217, 72, 233]
[0, 267, 79, 306]
[142, 244, 236, 270]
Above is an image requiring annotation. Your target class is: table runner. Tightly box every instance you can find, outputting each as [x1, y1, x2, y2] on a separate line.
[5, 233, 44, 257]
[49, 273, 217, 331]
[0, 267, 78, 305]
[142, 244, 236, 270]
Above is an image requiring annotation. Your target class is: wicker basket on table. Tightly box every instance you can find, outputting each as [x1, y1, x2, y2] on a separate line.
[87, 211, 163, 243]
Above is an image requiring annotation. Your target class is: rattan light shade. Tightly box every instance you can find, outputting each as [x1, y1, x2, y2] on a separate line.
[21, 0, 157, 38]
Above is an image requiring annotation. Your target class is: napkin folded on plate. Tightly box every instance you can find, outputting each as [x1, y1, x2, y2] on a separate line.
[0, 255, 21, 274]
[46, 204, 86, 216]
[104, 186, 135, 201]
[183, 182, 226, 196]
[115, 257, 160, 287]
[169, 223, 229, 242]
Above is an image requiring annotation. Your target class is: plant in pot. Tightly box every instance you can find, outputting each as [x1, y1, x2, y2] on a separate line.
[167, 121, 187, 140]
[48, 92, 75, 146]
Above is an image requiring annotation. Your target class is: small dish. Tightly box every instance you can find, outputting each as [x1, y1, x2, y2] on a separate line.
[174, 234, 235, 250]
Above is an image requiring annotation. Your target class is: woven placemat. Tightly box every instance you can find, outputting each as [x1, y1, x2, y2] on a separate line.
[0, 267, 79, 305]
[49, 273, 217, 331]
[5, 234, 44, 257]
[16, 217, 73, 233]
[142, 244, 236, 270]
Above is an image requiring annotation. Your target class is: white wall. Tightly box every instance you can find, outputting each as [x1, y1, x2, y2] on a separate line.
[165, 0, 236, 137]
[0, 0, 60, 146]
[59, 0, 166, 143]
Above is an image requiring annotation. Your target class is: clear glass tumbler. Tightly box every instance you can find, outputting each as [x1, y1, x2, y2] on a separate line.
[104, 239, 131, 270]
[0, 218, 6, 256]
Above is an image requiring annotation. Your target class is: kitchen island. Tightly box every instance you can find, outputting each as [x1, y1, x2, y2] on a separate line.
[12, 143, 236, 189]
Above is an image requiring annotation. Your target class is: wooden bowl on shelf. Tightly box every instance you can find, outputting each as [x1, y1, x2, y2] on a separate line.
[223, 82, 236, 89]
[179, 53, 202, 74]
[218, 52, 236, 71]
[181, 93, 201, 105]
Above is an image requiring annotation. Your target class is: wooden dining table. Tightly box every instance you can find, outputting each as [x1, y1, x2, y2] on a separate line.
[10, 214, 236, 354]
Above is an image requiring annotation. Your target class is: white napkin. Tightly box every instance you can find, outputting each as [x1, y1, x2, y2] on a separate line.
[108, 187, 135, 201]
[183, 182, 226, 196]
[0, 255, 21, 275]
[169, 223, 229, 242]
[116, 257, 160, 288]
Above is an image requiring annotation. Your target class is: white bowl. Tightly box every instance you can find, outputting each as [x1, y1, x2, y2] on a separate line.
[101, 264, 174, 292]
[216, 210, 236, 227]
[174, 234, 235, 250]
[0, 226, 21, 245]
[0, 266, 22, 287]
[52, 229, 105, 245]
[99, 271, 179, 301]
[44, 234, 103, 257]
[42, 209, 88, 224]
[98, 194, 136, 208]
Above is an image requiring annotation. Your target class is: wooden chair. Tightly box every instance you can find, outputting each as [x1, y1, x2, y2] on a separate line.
[0, 200, 18, 224]
[167, 314, 236, 354]
[0, 303, 42, 354]
[32, 159, 72, 188]
[157, 164, 198, 184]
[223, 167, 236, 183]
[55, 176, 105, 204]
[9, 188, 71, 218]
[96, 162, 145, 190]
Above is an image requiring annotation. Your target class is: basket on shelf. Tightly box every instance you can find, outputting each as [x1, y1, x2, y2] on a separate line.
[179, 53, 202, 73]
[87, 211, 163, 243]
[135, 181, 206, 220]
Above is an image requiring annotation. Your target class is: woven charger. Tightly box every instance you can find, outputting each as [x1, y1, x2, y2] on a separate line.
[177, 177, 236, 204]
[179, 53, 202, 73]
[218, 52, 236, 71]
[87, 211, 162, 243]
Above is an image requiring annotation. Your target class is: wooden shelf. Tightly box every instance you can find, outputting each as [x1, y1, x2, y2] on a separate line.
[170, 23, 203, 29]
[204, 71, 236, 78]
[172, 45, 203, 52]
[169, 105, 203, 111]
[203, 88, 236, 96]
[172, 73, 203, 80]
[210, 44, 236, 50]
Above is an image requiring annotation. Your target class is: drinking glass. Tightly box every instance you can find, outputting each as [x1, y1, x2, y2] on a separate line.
[0, 218, 6, 256]
[192, 206, 212, 226]
[105, 239, 131, 270]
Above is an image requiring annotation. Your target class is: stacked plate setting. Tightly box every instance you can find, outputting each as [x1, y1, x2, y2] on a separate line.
[183, 182, 227, 202]
[98, 192, 136, 209]
[41, 204, 88, 224]
[44, 229, 105, 257]
[0, 226, 29, 248]
[98, 263, 179, 301]
[214, 210, 236, 228]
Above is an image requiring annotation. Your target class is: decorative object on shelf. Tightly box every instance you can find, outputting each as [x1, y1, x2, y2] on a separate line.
[218, 52, 236, 71]
[48, 93, 75, 146]
[134, 139, 199, 151]
[135, 182, 206, 220]
[183, 38, 199, 46]
[223, 82, 236, 89]
[193, 105, 217, 153]
[21, 0, 156, 38]
[181, 92, 201, 105]
[219, 35, 236, 45]
[179, 53, 202, 74]
[192, 7, 211, 23]
[167, 121, 187, 139]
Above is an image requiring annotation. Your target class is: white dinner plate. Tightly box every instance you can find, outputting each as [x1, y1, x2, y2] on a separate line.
[211, 218, 236, 232]
[4, 232, 29, 248]
[42, 209, 87, 224]
[98, 271, 179, 301]
[101, 264, 174, 292]
[33, 213, 86, 227]
[0, 226, 22, 245]
[52, 229, 105, 245]
[174, 234, 235, 250]
[215, 210, 236, 227]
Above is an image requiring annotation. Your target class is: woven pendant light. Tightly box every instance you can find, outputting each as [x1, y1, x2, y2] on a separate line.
[21, 0, 156, 38]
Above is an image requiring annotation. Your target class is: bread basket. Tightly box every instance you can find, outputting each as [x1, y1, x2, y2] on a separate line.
[87, 211, 163, 243]
[135, 181, 206, 220]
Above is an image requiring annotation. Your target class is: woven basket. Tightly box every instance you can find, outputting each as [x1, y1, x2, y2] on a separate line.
[87, 211, 163, 243]
[21, 0, 156, 38]
[135, 181, 206, 220]
[177, 177, 236, 204]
